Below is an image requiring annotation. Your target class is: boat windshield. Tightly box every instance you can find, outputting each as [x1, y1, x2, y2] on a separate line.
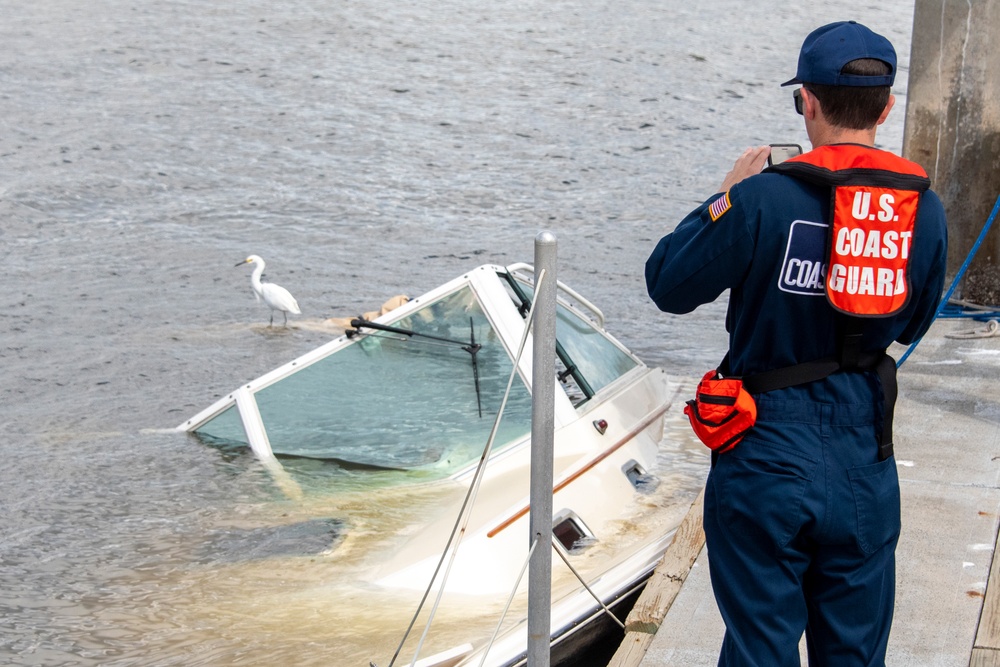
[193, 286, 534, 477]
[503, 276, 639, 406]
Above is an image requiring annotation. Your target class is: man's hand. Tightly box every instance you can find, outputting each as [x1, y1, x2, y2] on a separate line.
[717, 146, 771, 193]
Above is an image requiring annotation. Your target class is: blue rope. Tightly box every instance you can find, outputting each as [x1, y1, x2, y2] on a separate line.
[897, 194, 1000, 368]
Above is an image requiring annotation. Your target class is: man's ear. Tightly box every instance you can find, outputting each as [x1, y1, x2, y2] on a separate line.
[802, 87, 820, 121]
[876, 94, 896, 126]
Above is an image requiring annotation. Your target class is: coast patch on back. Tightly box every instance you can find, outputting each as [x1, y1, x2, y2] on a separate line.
[708, 191, 732, 222]
[779, 220, 827, 295]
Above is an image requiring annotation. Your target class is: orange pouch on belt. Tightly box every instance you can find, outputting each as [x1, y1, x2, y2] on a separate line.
[684, 370, 758, 453]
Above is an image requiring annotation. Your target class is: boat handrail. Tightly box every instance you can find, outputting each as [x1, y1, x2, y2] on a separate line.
[505, 262, 605, 328]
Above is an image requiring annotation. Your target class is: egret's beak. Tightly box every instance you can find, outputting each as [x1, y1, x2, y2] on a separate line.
[235, 259, 249, 267]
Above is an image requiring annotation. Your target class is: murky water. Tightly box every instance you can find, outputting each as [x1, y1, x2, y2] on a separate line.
[2, 0, 912, 664]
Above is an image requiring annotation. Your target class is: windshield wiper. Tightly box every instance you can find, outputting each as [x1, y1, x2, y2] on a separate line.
[349, 317, 484, 418]
[499, 271, 595, 400]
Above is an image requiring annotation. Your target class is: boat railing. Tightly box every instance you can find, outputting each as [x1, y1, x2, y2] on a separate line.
[505, 261, 606, 328]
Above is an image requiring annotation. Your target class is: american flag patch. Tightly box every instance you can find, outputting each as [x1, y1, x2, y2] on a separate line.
[709, 192, 732, 222]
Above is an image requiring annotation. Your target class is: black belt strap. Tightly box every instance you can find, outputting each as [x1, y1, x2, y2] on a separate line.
[721, 350, 898, 462]
[873, 353, 897, 462]
[740, 358, 841, 394]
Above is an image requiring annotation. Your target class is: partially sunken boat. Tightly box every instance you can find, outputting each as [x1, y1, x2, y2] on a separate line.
[178, 262, 686, 666]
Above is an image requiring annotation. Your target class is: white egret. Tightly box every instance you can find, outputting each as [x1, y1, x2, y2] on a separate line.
[236, 255, 301, 326]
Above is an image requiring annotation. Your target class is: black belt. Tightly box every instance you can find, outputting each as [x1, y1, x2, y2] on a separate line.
[723, 348, 898, 462]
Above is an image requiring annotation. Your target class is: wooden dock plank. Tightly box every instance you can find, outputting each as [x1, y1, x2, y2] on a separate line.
[607, 488, 706, 667]
[971, 511, 1000, 666]
[970, 647, 1000, 667]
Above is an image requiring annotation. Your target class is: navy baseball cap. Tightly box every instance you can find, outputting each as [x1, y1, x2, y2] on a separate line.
[781, 21, 896, 87]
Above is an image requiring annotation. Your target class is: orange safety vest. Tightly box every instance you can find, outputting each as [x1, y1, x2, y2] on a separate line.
[771, 145, 931, 317]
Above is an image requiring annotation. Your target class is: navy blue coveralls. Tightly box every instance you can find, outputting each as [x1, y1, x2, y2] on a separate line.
[645, 148, 947, 666]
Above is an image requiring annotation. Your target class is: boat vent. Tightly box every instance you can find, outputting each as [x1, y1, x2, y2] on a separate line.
[552, 511, 596, 553]
[622, 460, 659, 493]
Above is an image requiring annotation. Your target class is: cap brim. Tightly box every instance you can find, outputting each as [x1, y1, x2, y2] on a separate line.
[780, 77, 801, 87]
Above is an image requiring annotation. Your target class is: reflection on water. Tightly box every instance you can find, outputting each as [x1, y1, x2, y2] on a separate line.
[2, 0, 911, 663]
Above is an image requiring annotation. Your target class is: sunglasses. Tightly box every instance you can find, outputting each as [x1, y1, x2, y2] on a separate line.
[793, 88, 804, 115]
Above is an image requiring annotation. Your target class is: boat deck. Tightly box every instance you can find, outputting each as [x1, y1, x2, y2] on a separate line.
[611, 316, 1000, 666]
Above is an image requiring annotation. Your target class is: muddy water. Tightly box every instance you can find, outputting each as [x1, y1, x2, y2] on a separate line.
[1, 0, 912, 664]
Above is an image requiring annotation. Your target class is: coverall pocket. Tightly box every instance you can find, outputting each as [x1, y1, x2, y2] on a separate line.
[848, 457, 901, 555]
[713, 437, 818, 550]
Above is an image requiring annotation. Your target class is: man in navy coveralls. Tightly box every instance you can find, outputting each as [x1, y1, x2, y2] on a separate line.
[645, 21, 948, 667]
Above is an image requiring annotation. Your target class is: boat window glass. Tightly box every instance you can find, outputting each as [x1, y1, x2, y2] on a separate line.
[193, 403, 248, 447]
[231, 286, 533, 476]
[554, 304, 637, 398]
[503, 277, 638, 405]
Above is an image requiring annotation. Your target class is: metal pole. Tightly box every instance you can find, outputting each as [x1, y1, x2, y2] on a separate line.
[527, 231, 557, 667]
